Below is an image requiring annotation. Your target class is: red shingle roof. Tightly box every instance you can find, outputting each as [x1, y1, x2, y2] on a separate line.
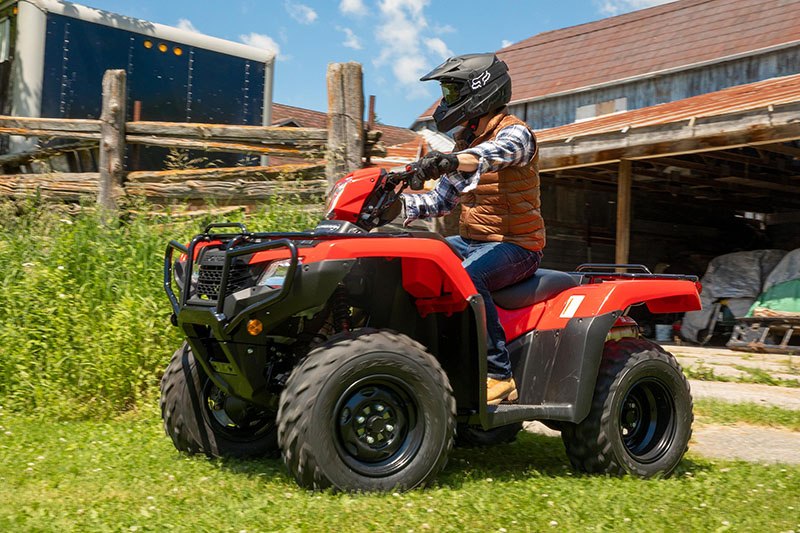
[418, 0, 800, 120]
[271, 103, 419, 147]
[536, 73, 800, 142]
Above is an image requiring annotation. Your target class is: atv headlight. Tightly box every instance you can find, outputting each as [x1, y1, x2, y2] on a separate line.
[325, 179, 349, 219]
[257, 259, 296, 289]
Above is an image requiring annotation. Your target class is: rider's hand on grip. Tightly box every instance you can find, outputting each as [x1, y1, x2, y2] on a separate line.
[412, 151, 459, 189]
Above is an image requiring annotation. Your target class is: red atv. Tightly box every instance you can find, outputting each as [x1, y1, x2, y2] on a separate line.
[161, 165, 702, 492]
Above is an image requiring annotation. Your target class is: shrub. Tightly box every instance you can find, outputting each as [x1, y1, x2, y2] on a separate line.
[0, 198, 322, 419]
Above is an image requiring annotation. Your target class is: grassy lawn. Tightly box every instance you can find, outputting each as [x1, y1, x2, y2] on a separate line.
[695, 399, 800, 431]
[1, 407, 799, 532]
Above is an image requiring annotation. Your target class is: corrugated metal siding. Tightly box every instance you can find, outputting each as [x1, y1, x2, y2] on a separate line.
[511, 47, 800, 130]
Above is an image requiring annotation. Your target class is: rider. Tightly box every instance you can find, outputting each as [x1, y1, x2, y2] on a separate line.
[402, 53, 546, 405]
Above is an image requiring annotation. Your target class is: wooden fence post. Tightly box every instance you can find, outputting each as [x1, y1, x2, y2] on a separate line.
[97, 69, 127, 212]
[326, 62, 364, 187]
[615, 159, 632, 266]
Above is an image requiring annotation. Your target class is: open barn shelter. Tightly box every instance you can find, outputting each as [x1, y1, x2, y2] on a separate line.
[536, 74, 800, 273]
[412, 0, 800, 276]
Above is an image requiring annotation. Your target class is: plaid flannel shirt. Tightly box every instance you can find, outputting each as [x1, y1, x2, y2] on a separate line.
[402, 124, 536, 223]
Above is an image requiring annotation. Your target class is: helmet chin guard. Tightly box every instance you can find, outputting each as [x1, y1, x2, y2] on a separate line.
[422, 53, 512, 133]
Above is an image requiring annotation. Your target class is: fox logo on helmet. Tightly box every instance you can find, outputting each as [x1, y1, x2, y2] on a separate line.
[471, 70, 492, 90]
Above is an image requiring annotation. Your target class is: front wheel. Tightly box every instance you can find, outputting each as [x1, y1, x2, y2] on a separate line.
[561, 338, 693, 478]
[278, 329, 456, 492]
[160, 342, 279, 458]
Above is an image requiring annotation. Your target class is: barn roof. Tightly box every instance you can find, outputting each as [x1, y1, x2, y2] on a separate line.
[536, 73, 800, 171]
[418, 0, 800, 121]
[536, 73, 800, 144]
[271, 103, 419, 147]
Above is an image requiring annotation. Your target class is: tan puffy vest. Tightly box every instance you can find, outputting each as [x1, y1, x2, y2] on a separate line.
[459, 112, 546, 252]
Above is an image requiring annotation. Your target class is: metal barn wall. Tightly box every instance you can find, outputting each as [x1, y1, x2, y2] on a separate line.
[509, 47, 800, 130]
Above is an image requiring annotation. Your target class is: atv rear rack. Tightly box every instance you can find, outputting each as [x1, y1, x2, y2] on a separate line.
[571, 263, 699, 284]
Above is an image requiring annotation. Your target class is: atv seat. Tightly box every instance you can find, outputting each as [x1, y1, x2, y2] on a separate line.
[492, 269, 578, 310]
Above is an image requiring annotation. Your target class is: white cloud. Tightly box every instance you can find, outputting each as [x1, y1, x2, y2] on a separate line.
[434, 24, 456, 34]
[373, 0, 452, 99]
[339, 27, 363, 50]
[340, 0, 367, 16]
[424, 38, 452, 60]
[176, 18, 199, 33]
[285, 1, 318, 24]
[596, 0, 675, 16]
[240, 32, 283, 59]
[501, 39, 513, 48]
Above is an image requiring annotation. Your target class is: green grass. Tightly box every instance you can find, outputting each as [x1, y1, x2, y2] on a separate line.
[683, 362, 800, 388]
[0, 408, 798, 533]
[695, 399, 800, 431]
[0, 199, 322, 419]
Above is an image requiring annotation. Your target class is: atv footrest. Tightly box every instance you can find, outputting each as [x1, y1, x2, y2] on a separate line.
[486, 403, 574, 428]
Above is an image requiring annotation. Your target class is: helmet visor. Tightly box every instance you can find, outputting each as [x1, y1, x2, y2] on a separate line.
[441, 82, 462, 105]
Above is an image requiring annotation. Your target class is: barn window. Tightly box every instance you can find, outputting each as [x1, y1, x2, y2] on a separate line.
[575, 97, 627, 122]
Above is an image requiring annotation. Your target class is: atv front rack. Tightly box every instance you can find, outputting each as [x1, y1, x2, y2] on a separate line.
[164, 224, 299, 332]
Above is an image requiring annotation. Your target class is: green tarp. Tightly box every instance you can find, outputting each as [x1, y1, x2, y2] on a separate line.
[747, 279, 800, 316]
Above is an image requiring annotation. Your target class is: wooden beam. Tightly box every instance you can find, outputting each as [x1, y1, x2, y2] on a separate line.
[615, 160, 632, 266]
[125, 135, 325, 158]
[539, 103, 800, 172]
[124, 179, 327, 201]
[97, 70, 127, 213]
[0, 141, 98, 167]
[0, 172, 99, 201]
[126, 164, 325, 183]
[125, 121, 328, 142]
[756, 143, 800, 159]
[0, 115, 101, 133]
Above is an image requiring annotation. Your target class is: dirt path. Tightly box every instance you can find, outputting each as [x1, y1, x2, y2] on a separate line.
[691, 424, 800, 464]
[689, 379, 800, 410]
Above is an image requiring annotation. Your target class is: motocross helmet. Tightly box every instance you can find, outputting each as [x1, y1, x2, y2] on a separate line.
[421, 53, 512, 133]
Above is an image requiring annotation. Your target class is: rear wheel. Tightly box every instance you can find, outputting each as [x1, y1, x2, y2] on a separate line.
[561, 338, 692, 478]
[160, 342, 278, 458]
[278, 329, 455, 492]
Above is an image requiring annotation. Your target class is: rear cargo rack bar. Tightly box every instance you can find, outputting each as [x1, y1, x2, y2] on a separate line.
[575, 263, 652, 274]
[571, 263, 698, 283]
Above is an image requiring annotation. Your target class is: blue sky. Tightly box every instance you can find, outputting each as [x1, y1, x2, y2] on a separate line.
[78, 0, 674, 127]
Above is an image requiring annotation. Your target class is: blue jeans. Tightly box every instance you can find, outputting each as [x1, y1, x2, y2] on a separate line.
[446, 236, 542, 379]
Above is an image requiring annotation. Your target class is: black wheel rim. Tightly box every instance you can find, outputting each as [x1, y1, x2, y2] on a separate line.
[619, 377, 676, 463]
[203, 381, 275, 442]
[333, 375, 423, 478]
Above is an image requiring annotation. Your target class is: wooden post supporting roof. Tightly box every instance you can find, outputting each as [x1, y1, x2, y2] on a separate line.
[97, 69, 127, 213]
[615, 159, 632, 265]
[326, 62, 364, 187]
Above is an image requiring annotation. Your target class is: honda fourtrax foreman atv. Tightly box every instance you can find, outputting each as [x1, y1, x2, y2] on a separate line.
[161, 165, 702, 492]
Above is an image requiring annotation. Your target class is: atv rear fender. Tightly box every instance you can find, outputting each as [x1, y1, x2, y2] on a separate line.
[527, 279, 702, 332]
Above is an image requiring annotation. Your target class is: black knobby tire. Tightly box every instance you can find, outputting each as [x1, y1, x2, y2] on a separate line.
[456, 423, 523, 447]
[160, 342, 279, 458]
[277, 329, 456, 492]
[561, 338, 693, 478]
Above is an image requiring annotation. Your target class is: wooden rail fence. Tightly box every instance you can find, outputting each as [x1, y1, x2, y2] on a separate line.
[0, 63, 382, 212]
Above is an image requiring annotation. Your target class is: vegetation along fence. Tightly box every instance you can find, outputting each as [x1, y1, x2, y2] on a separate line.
[0, 63, 384, 212]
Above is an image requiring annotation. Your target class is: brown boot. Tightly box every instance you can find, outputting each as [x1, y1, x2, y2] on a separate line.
[487, 377, 518, 405]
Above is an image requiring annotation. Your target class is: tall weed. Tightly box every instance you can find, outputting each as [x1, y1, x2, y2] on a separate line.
[0, 198, 322, 419]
